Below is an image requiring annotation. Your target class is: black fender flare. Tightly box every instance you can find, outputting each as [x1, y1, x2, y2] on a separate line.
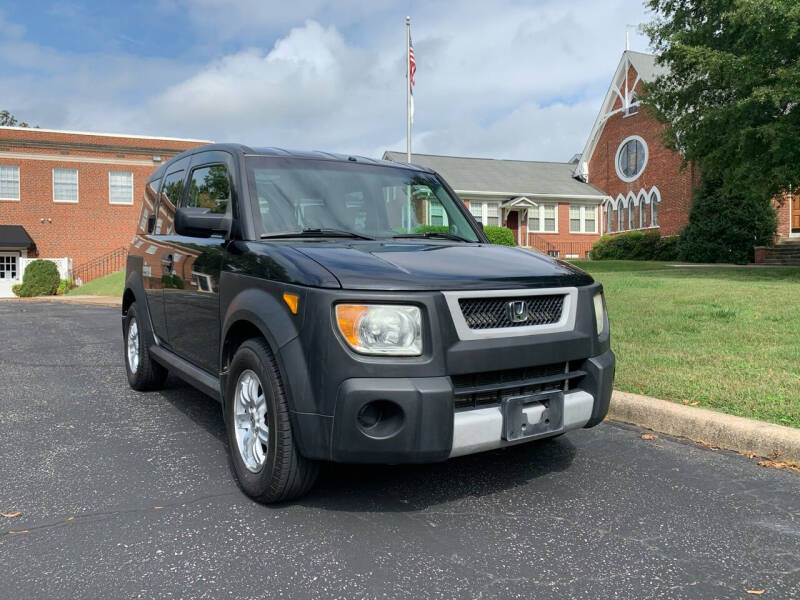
[219, 285, 312, 415]
[123, 261, 158, 348]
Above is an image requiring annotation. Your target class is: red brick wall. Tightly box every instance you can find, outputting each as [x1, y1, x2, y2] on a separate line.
[588, 65, 698, 237]
[0, 128, 206, 269]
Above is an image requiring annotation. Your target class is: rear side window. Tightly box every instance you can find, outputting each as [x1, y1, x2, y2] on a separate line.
[162, 170, 185, 207]
[186, 165, 231, 214]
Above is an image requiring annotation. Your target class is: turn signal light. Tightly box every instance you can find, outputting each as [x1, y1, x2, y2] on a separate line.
[283, 293, 299, 315]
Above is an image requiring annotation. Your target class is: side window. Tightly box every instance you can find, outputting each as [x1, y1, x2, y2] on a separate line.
[162, 170, 185, 207]
[186, 164, 231, 214]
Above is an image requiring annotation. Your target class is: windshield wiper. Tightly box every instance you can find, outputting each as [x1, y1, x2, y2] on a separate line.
[392, 231, 473, 243]
[261, 228, 375, 240]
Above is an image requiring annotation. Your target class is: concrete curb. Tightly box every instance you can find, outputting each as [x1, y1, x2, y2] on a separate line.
[608, 390, 800, 463]
[0, 295, 120, 308]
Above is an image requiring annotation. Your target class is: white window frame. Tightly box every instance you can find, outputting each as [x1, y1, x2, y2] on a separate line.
[53, 167, 79, 204]
[528, 202, 558, 233]
[468, 200, 501, 227]
[0, 165, 20, 202]
[614, 135, 648, 183]
[569, 204, 598, 234]
[109, 170, 134, 205]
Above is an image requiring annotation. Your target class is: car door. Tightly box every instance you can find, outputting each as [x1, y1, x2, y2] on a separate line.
[161, 151, 234, 373]
[128, 169, 185, 343]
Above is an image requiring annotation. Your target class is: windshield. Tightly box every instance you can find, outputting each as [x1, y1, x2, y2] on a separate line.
[245, 157, 480, 242]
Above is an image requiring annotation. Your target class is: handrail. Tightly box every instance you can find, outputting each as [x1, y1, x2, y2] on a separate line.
[73, 247, 128, 284]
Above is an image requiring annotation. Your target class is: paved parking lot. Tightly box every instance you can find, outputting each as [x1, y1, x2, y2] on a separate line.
[1, 302, 798, 599]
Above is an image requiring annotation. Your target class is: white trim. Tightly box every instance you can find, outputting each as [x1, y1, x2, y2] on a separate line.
[108, 170, 134, 205]
[455, 190, 607, 202]
[614, 135, 649, 183]
[443, 287, 579, 341]
[0, 150, 157, 167]
[0, 164, 20, 201]
[52, 167, 79, 203]
[0, 125, 211, 143]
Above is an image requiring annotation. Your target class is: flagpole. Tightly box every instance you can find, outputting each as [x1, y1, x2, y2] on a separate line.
[406, 15, 412, 164]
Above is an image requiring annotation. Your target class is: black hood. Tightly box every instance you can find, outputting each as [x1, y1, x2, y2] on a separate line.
[287, 241, 593, 291]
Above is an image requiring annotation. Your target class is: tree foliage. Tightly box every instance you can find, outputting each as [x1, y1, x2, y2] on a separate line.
[0, 110, 37, 128]
[642, 0, 800, 201]
[678, 174, 777, 263]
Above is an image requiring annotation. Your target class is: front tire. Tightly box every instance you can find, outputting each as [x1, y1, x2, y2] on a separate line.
[124, 303, 168, 391]
[225, 338, 318, 503]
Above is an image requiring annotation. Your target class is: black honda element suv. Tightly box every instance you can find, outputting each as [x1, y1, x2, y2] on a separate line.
[123, 144, 615, 503]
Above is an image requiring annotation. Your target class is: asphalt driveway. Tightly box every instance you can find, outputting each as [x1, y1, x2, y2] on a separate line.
[1, 302, 798, 599]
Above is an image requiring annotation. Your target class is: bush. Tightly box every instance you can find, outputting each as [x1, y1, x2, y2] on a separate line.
[11, 283, 22, 296]
[413, 225, 450, 235]
[678, 176, 777, 264]
[14, 260, 60, 297]
[483, 225, 515, 246]
[590, 230, 680, 261]
[56, 278, 74, 295]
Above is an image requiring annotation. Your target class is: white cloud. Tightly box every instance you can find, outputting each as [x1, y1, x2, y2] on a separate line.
[0, 1, 653, 162]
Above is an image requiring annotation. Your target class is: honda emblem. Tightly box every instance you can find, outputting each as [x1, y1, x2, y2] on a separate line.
[507, 300, 528, 323]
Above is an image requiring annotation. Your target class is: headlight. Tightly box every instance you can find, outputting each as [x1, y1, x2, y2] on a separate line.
[593, 292, 606, 335]
[336, 304, 422, 356]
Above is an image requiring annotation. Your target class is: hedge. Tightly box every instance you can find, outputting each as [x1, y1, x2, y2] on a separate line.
[413, 224, 515, 246]
[14, 259, 61, 297]
[589, 230, 680, 261]
[483, 225, 515, 246]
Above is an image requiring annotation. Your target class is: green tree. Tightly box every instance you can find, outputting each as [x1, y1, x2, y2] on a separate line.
[643, 0, 800, 201]
[678, 174, 777, 263]
[0, 110, 36, 127]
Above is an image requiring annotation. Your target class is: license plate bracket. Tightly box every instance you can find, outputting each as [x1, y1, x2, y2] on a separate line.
[502, 390, 564, 441]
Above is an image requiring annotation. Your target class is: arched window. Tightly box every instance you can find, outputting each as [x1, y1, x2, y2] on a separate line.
[650, 190, 660, 227]
[628, 203, 634, 229]
[618, 204, 624, 231]
[640, 199, 648, 228]
[606, 205, 613, 233]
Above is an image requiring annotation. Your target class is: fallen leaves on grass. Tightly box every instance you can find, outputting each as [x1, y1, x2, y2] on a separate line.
[746, 590, 765, 595]
[8, 530, 28, 535]
[641, 433, 658, 440]
[1, 511, 21, 518]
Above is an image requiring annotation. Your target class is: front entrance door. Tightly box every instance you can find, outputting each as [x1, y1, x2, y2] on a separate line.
[506, 210, 519, 245]
[0, 252, 20, 298]
[792, 194, 800, 235]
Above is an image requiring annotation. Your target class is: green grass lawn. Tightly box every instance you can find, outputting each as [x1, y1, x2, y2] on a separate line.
[572, 260, 800, 428]
[68, 270, 124, 297]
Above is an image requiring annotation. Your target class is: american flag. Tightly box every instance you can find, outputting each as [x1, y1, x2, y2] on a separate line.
[409, 36, 416, 90]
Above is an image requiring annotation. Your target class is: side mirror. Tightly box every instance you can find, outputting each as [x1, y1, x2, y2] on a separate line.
[174, 206, 230, 238]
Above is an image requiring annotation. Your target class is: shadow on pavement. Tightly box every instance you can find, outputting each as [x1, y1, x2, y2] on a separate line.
[155, 376, 578, 511]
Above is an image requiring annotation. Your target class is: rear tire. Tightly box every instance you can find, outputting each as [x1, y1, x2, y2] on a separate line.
[124, 303, 168, 391]
[225, 338, 318, 503]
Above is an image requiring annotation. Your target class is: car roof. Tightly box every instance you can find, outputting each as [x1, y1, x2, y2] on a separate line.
[148, 143, 432, 182]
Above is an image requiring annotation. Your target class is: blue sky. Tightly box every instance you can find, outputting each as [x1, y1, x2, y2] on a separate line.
[1, 0, 652, 160]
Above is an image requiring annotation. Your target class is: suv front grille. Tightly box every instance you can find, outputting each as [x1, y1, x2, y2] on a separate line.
[451, 361, 585, 411]
[458, 294, 565, 330]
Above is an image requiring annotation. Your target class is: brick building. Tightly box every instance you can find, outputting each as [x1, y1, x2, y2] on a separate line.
[573, 51, 698, 238]
[574, 50, 800, 245]
[382, 151, 609, 258]
[0, 126, 208, 296]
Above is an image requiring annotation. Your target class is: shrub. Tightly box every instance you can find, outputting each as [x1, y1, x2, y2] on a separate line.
[484, 225, 515, 246]
[590, 230, 680, 261]
[413, 225, 450, 235]
[678, 176, 777, 264]
[11, 283, 22, 296]
[14, 260, 60, 297]
[56, 278, 74, 295]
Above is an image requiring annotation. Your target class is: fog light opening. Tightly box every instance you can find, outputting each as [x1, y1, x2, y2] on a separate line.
[356, 400, 404, 439]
